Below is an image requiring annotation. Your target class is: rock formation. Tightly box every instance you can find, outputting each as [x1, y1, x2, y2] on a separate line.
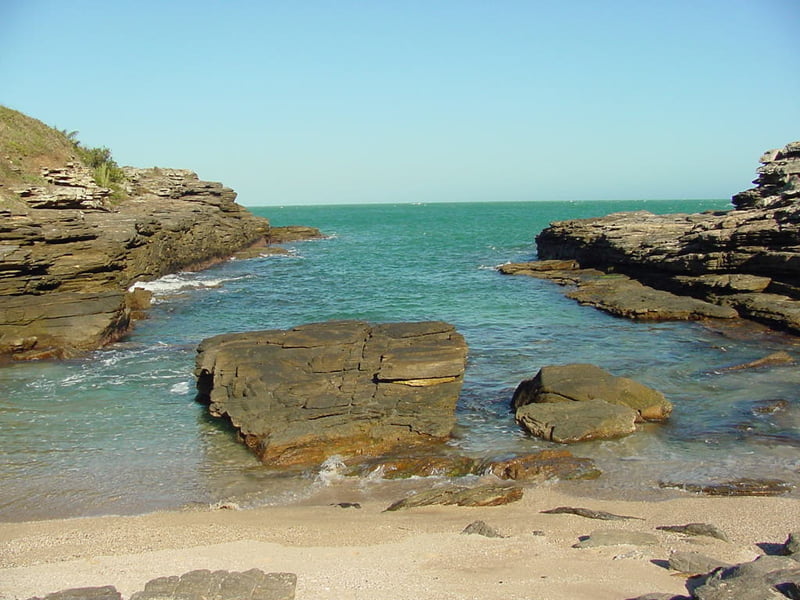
[194, 320, 469, 467]
[512, 364, 672, 443]
[500, 141, 800, 335]
[0, 107, 321, 359]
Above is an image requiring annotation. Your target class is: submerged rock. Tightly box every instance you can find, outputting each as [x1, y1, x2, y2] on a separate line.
[195, 320, 468, 467]
[659, 478, 793, 496]
[351, 448, 601, 481]
[484, 449, 601, 481]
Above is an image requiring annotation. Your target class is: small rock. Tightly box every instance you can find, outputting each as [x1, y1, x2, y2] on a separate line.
[721, 351, 795, 371]
[573, 529, 659, 548]
[26, 587, 122, 600]
[628, 594, 689, 600]
[541, 506, 643, 521]
[210, 501, 241, 510]
[752, 399, 790, 415]
[385, 484, 523, 511]
[656, 523, 729, 542]
[784, 532, 800, 555]
[668, 551, 730, 575]
[461, 520, 505, 538]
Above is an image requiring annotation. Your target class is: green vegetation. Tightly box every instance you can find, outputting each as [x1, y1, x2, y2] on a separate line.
[60, 129, 126, 188]
[0, 105, 128, 206]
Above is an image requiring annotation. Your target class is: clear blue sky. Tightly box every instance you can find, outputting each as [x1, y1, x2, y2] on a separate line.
[1, 1, 798, 206]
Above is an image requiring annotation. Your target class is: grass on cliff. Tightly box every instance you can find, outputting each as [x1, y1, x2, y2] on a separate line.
[0, 105, 78, 205]
[0, 105, 127, 206]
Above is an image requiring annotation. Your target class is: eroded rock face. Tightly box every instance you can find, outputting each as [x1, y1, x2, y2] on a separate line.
[0, 166, 287, 358]
[512, 364, 671, 443]
[194, 321, 468, 467]
[503, 141, 800, 335]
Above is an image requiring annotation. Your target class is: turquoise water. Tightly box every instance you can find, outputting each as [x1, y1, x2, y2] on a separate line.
[2, 200, 800, 521]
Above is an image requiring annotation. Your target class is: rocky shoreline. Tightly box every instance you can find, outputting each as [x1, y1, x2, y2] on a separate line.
[0, 114, 321, 360]
[500, 141, 800, 335]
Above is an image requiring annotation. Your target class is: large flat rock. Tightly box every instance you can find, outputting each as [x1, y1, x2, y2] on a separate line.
[194, 321, 468, 467]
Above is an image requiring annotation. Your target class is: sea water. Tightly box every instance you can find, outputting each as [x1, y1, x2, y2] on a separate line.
[2, 200, 799, 521]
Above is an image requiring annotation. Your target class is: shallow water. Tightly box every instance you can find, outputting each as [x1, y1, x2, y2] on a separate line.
[2, 200, 799, 521]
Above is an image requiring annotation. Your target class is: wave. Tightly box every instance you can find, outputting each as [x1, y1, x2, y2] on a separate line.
[128, 272, 249, 301]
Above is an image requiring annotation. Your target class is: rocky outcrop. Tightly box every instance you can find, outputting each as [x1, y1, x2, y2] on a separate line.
[732, 141, 800, 209]
[0, 163, 322, 359]
[501, 141, 800, 335]
[194, 320, 469, 467]
[512, 364, 672, 443]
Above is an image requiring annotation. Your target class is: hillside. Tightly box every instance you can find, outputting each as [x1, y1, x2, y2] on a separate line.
[0, 106, 84, 208]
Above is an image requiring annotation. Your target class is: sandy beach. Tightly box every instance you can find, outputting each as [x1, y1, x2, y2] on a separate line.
[2, 484, 798, 600]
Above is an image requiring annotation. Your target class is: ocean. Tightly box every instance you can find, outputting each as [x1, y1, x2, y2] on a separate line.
[2, 200, 799, 521]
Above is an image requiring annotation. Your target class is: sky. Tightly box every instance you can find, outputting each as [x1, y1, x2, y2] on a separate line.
[1, 1, 798, 206]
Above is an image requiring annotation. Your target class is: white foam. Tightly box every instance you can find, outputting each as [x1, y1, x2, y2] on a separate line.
[316, 455, 347, 485]
[128, 272, 247, 301]
[170, 381, 191, 395]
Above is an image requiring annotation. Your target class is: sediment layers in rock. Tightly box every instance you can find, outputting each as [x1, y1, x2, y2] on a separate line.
[1, 165, 273, 358]
[503, 141, 800, 334]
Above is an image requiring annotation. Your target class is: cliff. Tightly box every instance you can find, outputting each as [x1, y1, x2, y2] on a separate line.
[501, 141, 800, 334]
[0, 106, 315, 359]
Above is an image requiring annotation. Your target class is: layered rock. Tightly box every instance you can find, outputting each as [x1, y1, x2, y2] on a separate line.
[512, 364, 672, 443]
[0, 165, 268, 358]
[1, 107, 323, 358]
[0, 163, 318, 358]
[194, 321, 469, 467]
[501, 141, 800, 334]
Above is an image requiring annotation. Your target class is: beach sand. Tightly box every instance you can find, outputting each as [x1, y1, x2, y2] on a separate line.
[1, 484, 797, 600]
